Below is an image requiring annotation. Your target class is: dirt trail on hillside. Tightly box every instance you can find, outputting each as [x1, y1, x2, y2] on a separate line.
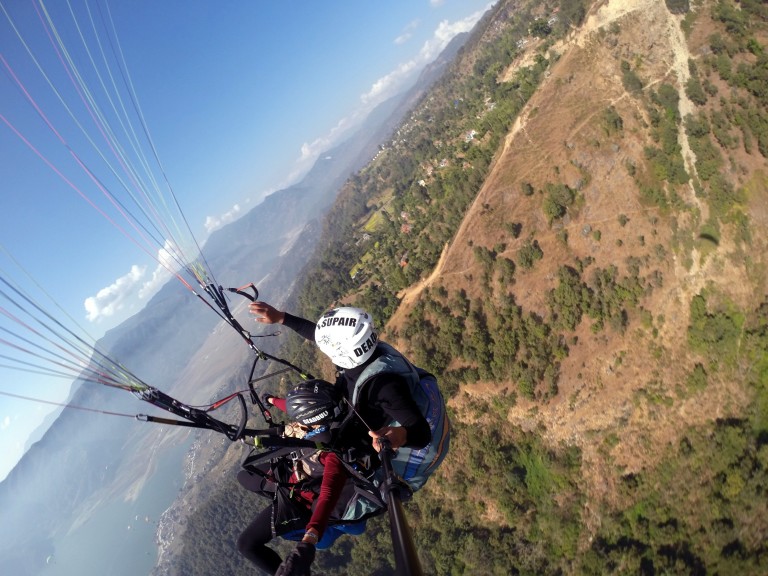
[396, 242, 450, 309]
[388, 0, 696, 333]
[581, 0, 701, 199]
[577, 0, 655, 43]
[388, 100, 541, 333]
[578, 0, 714, 311]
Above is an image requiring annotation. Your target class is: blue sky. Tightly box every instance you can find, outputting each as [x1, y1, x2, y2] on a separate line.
[0, 0, 493, 480]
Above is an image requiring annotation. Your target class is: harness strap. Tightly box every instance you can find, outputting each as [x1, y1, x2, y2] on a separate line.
[134, 387, 245, 440]
[136, 414, 223, 430]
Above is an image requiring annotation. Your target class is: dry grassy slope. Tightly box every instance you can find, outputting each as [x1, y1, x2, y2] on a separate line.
[388, 0, 767, 521]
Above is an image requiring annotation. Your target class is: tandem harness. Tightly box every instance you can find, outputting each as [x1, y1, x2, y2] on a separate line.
[238, 442, 387, 547]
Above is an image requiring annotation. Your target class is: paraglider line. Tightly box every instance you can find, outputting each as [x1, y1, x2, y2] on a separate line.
[0, 388, 135, 418]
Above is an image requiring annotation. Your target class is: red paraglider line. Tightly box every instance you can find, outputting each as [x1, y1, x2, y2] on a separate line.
[0, 53, 163, 262]
[0, 108, 196, 296]
[30, 0, 182, 253]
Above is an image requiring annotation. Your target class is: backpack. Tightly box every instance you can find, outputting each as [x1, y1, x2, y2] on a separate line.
[351, 343, 451, 492]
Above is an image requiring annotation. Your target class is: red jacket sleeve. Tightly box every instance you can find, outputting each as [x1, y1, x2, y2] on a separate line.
[305, 452, 348, 538]
[271, 397, 287, 413]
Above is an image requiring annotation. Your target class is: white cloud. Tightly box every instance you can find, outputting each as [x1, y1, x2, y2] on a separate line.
[204, 203, 242, 233]
[291, 8, 488, 183]
[425, 14, 485, 59]
[137, 240, 184, 300]
[84, 265, 146, 322]
[300, 115, 359, 163]
[157, 240, 183, 271]
[291, 114, 363, 181]
[362, 10, 486, 107]
[361, 60, 419, 106]
[394, 33, 411, 46]
[430, 0, 446, 7]
[394, 19, 420, 45]
[0, 416, 10, 430]
[83, 240, 189, 323]
[138, 263, 171, 301]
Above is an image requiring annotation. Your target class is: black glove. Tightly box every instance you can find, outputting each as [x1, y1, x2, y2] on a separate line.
[275, 542, 315, 576]
[262, 393, 275, 406]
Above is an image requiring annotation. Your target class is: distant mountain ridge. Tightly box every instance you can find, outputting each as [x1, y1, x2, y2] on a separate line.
[0, 28, 474, 576]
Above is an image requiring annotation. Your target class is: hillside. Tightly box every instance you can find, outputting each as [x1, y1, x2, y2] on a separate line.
[388, 0, 765, 489]
[433, 0, 762, 496]
[164, 0, 768, 574]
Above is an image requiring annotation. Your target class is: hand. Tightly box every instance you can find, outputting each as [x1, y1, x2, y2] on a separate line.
[275, 541, 315, 576]
[369, 426, 407, 452]
[249, 301, 285, 324]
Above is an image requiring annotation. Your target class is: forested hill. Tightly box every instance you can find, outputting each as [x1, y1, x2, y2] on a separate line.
[167, 0, 768, 574]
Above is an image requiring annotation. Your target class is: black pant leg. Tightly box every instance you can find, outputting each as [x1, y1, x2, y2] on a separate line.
[237, 505, 283, 574]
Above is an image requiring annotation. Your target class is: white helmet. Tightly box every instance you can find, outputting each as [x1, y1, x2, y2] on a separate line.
[315, 307, 378, 369]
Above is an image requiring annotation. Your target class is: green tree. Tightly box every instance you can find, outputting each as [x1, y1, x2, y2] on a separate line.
[601, 106, 624, 136]
[548, 266, 588, 330]
[518, 239, 544, 270]
[529, 19, 552, 37]
[686, 76, 708, 106]
[542, 183, 575, 223]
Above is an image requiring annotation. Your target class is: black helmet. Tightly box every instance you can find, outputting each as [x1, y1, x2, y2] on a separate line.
[286, 379, 344, 426]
